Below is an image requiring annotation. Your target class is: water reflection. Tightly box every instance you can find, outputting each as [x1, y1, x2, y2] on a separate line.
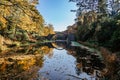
[0, 44, 45, 79]
[38, 42, 106, 80]
[0, 54, 44, 79]
[0, 42, 106, 80]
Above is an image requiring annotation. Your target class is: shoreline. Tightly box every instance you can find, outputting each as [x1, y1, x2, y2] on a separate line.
[78, 40, 120, 79]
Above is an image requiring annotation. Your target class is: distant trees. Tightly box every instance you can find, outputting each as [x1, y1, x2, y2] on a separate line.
[43, 24, 55, 36]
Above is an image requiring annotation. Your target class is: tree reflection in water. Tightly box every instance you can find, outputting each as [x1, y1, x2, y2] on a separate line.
[0, 42, 106, 80]
[38, 42, 106, 80]
[0, 44, 53, 80]
[66, 45, 106, 80]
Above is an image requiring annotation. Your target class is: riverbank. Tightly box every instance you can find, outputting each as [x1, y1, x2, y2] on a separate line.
[78, 41, 120, 80]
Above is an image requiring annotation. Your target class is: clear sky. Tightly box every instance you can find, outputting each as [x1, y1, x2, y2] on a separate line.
[37, 0, 76, 31]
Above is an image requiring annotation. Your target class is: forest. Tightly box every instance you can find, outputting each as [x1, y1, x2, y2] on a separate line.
[67, 0, 120, 52]
[0, 0, 120, 80]
[0, 0, 55, 51]
[64, 0, 120, 79]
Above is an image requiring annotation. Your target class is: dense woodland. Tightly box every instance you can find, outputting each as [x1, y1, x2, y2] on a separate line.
[64, 0, 120, 79]
[0, 1, 55, 79]
[0, 0, 120, 80]
[67, 0, 120, 52]
[0, 0, 55, 51]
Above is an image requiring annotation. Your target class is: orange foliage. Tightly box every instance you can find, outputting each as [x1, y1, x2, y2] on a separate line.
[100, 47, 117, 78]
[100, 47, 117, 63]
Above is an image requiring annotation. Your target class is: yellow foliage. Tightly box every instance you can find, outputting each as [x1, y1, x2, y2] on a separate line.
[43, 27, 50, 36]
[18, 58, 36, 70]
[43, 26, 55, 36]
[0, 14, 7, 30]
[0, 54, 44, 79]
[0, 0, 45, 35]
[40, 46, 53, 55]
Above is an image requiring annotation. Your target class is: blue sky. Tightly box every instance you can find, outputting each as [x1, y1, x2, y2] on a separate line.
[37, 0, 76, 31]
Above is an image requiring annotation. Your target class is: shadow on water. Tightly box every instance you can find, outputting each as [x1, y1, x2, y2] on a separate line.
[0, 41, 106, 80]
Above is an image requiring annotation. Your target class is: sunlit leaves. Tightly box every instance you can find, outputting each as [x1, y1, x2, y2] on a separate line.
[17, 57, 36, 70]
[0, 0, 44, 35]
[42, 24, 55, 36]
[0, 54, 44, 79]
[0, 14, 7, 30]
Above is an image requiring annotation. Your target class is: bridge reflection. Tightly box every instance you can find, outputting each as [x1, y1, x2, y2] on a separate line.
[38, 41, 106, 80]
[0, 40, 106, 80]
[40, 40, 68, 50]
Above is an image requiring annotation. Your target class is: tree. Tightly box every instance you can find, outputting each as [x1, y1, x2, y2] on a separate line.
[48, 24, 55, 34]
[43, 24, 55, 36]
[98, 0, 107, 14]
[0, 0, 44, 35]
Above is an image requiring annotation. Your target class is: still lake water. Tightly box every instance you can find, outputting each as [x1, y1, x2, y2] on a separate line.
[39, 49, 97, 80]
[0, 42, 105, 80]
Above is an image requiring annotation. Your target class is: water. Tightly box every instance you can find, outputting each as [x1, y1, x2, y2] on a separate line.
[38, 49, 97, 80]
[39, 49, 77, 80]
[0, 42, 105, 80]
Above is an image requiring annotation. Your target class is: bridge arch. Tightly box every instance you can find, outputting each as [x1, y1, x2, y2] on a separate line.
[51, 33, 67, 41]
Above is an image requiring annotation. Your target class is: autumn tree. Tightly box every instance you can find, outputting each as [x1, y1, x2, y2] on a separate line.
[43, 24, 55, 36]
[0, 0, 44, 36]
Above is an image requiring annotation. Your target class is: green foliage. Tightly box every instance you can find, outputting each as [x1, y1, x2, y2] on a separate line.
[96, 17, 117, 44]
[114, 13, 120, 19]
[98, 0, 107, 14]
[0, 22, 3, 30]
[110, 29, 120, 51]
[76, 12, 98, 41]
[76, 12, 120, 52]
